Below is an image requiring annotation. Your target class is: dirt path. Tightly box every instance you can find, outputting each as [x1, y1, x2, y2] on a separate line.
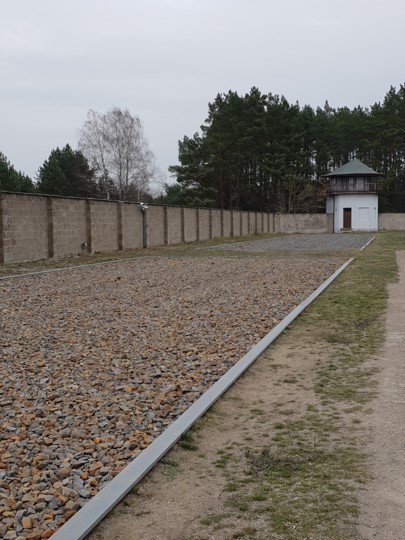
[358, 251, 405, 540]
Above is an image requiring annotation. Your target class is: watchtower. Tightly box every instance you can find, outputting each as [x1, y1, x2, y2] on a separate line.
[324, 158, 382, 232]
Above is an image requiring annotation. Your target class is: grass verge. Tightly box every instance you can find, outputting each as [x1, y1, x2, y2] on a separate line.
[193, 231, 405, 540]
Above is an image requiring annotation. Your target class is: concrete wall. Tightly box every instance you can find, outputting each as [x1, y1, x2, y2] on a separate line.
[262, 213, 267, 233]
[184, 208, 197, 242]
[90, 200, 119, 253]
[241, 212, 249, 235]
[122, 203, 143, 250]
[231, 211, 240, 236]
[52, 198, 87, 258]
[379, 213, 405, 230]
[147, 205, 165, 247]
[223, 210, 232, 237]
[198, 209, 210, 241]
[279, 213, 332, 234]
[211, 209, 221, 239]
[9, 190, 402, 266]
[1, 193, 48, 264]
[167, 207, 182, 245]
[248, 212, 256, 235]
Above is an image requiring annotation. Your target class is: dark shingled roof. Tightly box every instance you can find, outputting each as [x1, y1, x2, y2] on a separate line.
[324, 158, 380, 177]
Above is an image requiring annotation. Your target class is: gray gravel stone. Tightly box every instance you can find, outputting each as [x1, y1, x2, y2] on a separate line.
[0, 255, 344, 537]
[212, 233, 373, 252]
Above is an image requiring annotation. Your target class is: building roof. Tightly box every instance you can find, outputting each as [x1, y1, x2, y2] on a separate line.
[324, 158, 380, 177]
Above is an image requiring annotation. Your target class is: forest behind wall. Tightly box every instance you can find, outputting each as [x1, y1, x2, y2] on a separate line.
[168, 84, 405, 213]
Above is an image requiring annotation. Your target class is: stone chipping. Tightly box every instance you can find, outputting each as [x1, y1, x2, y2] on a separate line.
[212, 233, 373, 252]
[0, 255, 344, 539]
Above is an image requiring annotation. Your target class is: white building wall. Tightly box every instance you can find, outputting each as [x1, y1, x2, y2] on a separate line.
[326, 197, 334, 214]
[334, 193, 378, 232]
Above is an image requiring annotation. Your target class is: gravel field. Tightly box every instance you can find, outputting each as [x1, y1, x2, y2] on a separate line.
[212, 233, 373, 252]
[0, 255, 344, 539]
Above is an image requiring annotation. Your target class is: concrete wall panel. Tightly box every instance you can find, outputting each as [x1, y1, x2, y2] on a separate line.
[261, 213, 268, 233]
[147, 205, 165, 246]
[184, 208, 197, 242]
[222, 210, 232, 237]
[2, 193, 48, 263]
[267, 213, 273, 233]
[211, 209, 222, 238]
[232, 211, 241, 236]
[280, 213, 329, 234]
[91, 200, 119, 253]
[122, 203, 143, 249]
[52, 198, 87, 258]
[241, 212, 249, 235]
[248, 212, 256, 234]
[379, 213, 405, 230]
[167, 207, 182, 244]
[198, 209, 210, 240]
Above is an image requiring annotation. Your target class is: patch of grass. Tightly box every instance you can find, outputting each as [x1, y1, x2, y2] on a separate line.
[282, 377, 298, 384]
[215, 451, 233, 469]
[160, 457, 180, 477]
[224, 481, 239, 492]
[249, 408, 265, 415]
[226, 494, 250, 512]
[179, 430, 198, 451]
[232, 527, 258, 538]
[200, 513, 229, 527]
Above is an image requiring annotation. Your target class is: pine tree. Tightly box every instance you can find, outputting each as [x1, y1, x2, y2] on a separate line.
[0, 152, 34, 193]
[36, 145, 97, 198]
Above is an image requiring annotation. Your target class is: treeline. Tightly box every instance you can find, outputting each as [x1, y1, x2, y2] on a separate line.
[168, 84, 405, 212]
[0, 108, 157, 203]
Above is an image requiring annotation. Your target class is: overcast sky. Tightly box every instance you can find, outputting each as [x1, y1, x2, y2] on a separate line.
[1, 0, 405, 185]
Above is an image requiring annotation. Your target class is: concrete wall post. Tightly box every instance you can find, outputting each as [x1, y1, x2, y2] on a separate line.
[163, 206, 168, 245]
[181, 207, 185, 243]
[85, 200, 93, 253]
[47, 198, 54, 258]
[196, 208, 200, 241]
[117, 202, 123, 250]
[0, 193, 4, 264]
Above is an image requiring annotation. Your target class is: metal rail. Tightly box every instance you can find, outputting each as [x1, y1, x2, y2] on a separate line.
[51, 257, 354, 540]
[360, 236, 375, 251]
[0, 256, 147, 281]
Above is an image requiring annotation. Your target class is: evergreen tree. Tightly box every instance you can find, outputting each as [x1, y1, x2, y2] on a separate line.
[36, 145, 97, 197]
[0, 153, 34, 192]
[169, 83, 405, 213]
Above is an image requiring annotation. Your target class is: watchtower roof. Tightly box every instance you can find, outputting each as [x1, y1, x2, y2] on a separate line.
[324, 158, 380, 177]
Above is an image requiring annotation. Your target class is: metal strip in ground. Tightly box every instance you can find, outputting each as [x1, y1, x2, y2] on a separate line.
[360, 236, 375, 251]
[51, 257, 354, 540]
[0, 256, 149, 281]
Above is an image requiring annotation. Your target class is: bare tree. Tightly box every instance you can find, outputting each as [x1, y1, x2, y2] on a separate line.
[78, 107, 155, 200]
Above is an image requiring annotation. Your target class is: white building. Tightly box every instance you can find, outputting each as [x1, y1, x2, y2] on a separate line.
[324, 158, 382, 232]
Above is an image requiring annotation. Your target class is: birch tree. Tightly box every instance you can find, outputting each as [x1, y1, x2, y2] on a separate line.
[78, 107, 155, 200]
